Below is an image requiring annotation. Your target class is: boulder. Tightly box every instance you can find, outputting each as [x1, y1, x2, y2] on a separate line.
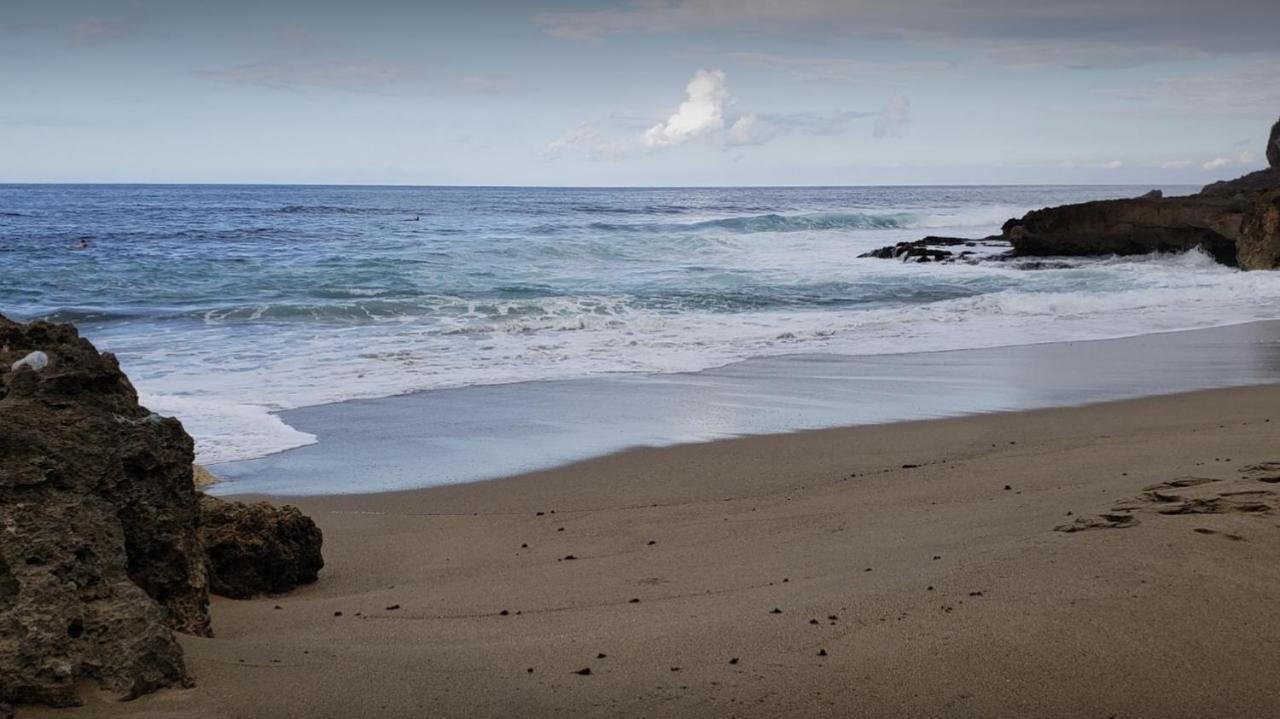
[1002, 196, 1245, 266]
[199, 496, 324, 599]
[0, 315, 208, 707]
[1238, 189, 1280, 270]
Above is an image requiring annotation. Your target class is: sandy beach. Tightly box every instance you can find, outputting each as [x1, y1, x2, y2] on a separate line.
[34, 382, 1280, 719]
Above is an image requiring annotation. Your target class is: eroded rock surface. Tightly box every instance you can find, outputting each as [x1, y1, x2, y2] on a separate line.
[0, 315, 209, 707]
[199, 496, 324, 599]
[1238, 189, 1280, 270]
[1002, 196, 1244, 265]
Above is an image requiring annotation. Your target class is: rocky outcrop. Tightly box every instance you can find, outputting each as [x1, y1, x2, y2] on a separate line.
[859, 236, 1009, 263]
[1002, 195, 1245, 266]
[1198, 168, 1280, 198]
[994, 117, 1280, 268]
[0, 316, 208, 707]
[199, 496, 324, 599]
[1269, 117, 1280, 170]
[1238, 189, 1280, 270]
[0, 314, 327, 712]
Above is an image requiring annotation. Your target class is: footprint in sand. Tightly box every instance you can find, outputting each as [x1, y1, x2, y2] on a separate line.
[1239, 462, 1280, 483]
[1056, 472, 1278, 532]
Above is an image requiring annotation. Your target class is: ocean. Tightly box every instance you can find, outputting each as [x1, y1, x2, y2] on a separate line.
[6, 183, 1280, 469]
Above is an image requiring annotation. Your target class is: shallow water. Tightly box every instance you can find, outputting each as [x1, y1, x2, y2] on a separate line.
[212, 322, 1280, 495]
[6, 183, 1280, 467]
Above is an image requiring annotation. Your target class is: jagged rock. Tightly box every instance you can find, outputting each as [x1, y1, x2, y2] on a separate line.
[199, 496, 324, 599]
[1003, 196, 1245, 266]
[1140, 189, 1163, 200]
[1199, 168, 1280, 197]
[859, 236, 1004, 263]
[1269, 117, 1280, 169]
[1238, 189, 1280, 270]
[0, 315, 208, 707]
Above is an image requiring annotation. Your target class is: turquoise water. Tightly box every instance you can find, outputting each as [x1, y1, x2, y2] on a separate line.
[6, 183, 1279, 465]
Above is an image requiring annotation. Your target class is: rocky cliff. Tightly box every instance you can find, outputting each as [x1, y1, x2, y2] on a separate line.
[1000, 116, 1280, 268]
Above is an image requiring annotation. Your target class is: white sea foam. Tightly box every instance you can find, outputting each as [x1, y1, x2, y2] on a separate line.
[107, 248, 1280, 464]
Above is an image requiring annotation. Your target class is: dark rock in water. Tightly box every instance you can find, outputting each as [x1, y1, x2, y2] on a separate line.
[1140, 189, 1163, 200]
[1269, 117, 1280, 169]
[1002, 196, 1244, 266]
[859, 235, 1006, 263]
[199, 495, 324, 599]
[0, 315, 207, 707]
[1238, 189, 1280, 270]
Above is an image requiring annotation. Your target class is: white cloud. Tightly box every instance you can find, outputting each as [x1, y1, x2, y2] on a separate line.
[543, 69, 889, 159]
[642, 69, 730, 148]
[872, 95, 911, 139]
[1201, 157, 1232, 170]
[726, 113, 773, 146]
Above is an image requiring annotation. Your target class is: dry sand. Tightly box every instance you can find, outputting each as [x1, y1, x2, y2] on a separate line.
[37, 384, 1280, 718]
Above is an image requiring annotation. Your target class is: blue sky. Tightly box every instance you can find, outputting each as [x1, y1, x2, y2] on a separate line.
[2, 0, 1277, 185]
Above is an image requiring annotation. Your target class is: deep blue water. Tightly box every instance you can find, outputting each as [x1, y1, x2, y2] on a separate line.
[5, 183, 1279, 464]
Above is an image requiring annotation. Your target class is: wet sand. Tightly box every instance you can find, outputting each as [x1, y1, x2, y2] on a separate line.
[213, 320, 1280, 495]
[42, 383, 1280, 718]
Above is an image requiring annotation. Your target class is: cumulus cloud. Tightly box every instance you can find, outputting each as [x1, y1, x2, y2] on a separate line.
[642, 69, 730, 148]
[872, 95, 911, 139]
[544, 69, 890, 159]
[534, 0, 1279, 67]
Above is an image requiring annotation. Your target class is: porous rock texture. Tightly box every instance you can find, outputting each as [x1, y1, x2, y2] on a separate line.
[1238, 189, 1280, 271]
[199, 495, 324, 599]
[0, 315, 209, 707]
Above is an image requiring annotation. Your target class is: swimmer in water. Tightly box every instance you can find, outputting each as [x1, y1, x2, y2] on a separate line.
[74, 239, 90, 250]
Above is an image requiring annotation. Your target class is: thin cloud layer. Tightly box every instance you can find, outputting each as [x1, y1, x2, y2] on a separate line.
[535, 0, 1280, 67]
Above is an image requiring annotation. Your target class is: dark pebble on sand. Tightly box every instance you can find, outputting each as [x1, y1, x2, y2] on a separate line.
[499, 610, 509, 616]
[969, 591, 983, 597]
[729, 657, 739, 665]
[557, 527, 564, 532]
[828, 615, 838, 620]
[521, 543, 528, 548]
[647, 540, 656, 545]
[1003, 485, 1012, 491]
[902, 464, 920, 469]
[574, 668, 592, 676]
[817, 649, 828, 657]
[273, 605, 282, 610]
[334, 611, 343, 617]
[527, 668, 534, 674]
[932, 555, 941, 560]
[386, 604, 400, 611]
[629, 598, 640, 603]
[770, 608, 782, 614]
[564, 554, 577, 560]
[809, 619, 819, 625]
[536, 512, 544, 516]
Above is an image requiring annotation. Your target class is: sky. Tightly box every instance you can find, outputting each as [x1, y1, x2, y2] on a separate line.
[1, 0, 1278, 186]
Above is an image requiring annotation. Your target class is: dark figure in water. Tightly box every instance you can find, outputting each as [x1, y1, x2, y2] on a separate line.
[407, 215, 420, 221]
[74, 239, 90, 250]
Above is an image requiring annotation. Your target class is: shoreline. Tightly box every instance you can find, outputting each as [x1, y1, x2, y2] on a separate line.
[211, 319, 1280, 496]
[47, 382, 1280, 718]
